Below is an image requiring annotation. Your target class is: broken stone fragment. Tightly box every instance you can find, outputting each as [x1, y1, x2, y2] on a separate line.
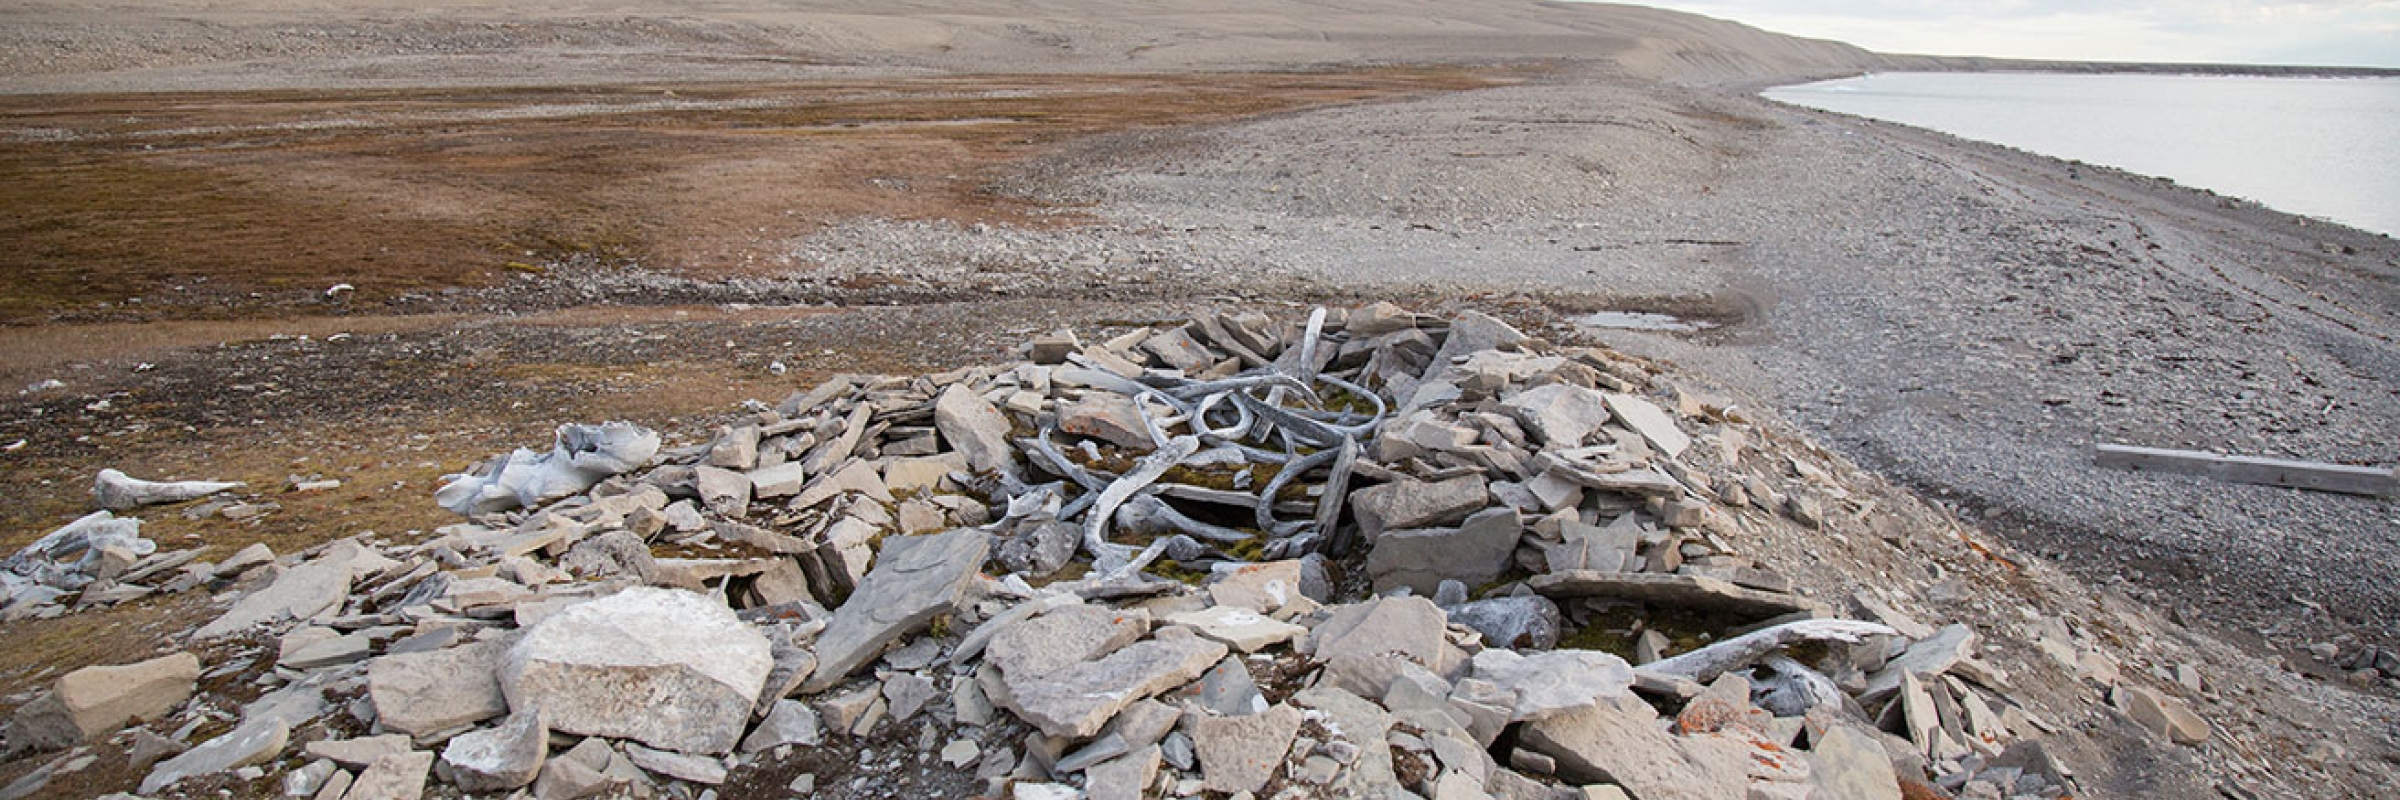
[1191, 702, 1303, 794]
[140, 716, 290, 794]
[623, 743, 728, 785]
[503, 586, 772, 755]
[934, 384, 1019, 478]
[692, 465, 752, 518]
[1859, 624, 1979, 703]
[1166, 605, 1306, 653]
[1205, 560, 1308, 613]
[1501, 383, 1614, 449]
[1468, 649, 1635, 722]
[740, 700, 823, 752]
[1444, 593, 1561, 650]
[2113, 685, 2210, 745]
[1366, 506, 1521, 596]
[1601, 393, 1690, 459]
[1002, 626, 1228, 738]
[1809, 723, 1903, 800]
[1349, 474, 1489, 540]
[800, 528, 990, 694]
[346, 750, 435, 800]
[197, 539, 395, 639]
[439, 707, 547, 793]
[1305, 596, 1462, 676]
[1519, 699, 1746, 800]
[3, 651, 198, 752]
[1528, 570, 1823, 620]
[93, 469, 242, 510]
[1059, 393, 1157, 452]
[368, 636, 515, 739]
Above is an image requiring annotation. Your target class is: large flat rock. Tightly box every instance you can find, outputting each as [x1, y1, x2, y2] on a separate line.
[368, 637, 514, 739]
[7, 651, 198, 750]
[503, 587, 773, 755]
[1000, 627, 1227, 738]
[1519, 699, 1747, 800]
[1366, 507, 1521, 596]
[800, 528, 989, 693]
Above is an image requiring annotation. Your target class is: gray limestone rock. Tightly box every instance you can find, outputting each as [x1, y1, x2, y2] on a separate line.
[1349, 475, 1489, 540]
[1305, 596, 1460, 675]
[1859, 624, 1979, 703]
[344, 751, 435, 800]
[801, 528, 990, 694]
[1501, 384, 1614, 448]
[1600, 394, 1690, 459]
[883, 673, 937, 722]
[935, 384, 1019, 478]
[1192, 703, 1303, 794]
[305, 734, 413, 769]
[1191, 657, 1267, 716]
[1086, 745, 1163, 800]
[1809, 724, 1901, 800]
[502, 587, 772, 755]
[5, 652, 198, 752]
[197, 540, 393, 638]
[1001, 627, 1227, 738]
[693, 465, 752, 518]
[740, 700, 823, 752]
[1367, 507, 1521, 595]
[1519, 700, 1747, 800]
[1528, 570, 1822, 619]
[1446, 594, 1561, 650]
[140, 717, 290, 794]
[440, 707, 547, 793]
[624, 743, 727, 785]
[1469, 649, 1635, 722]
[1060, 394, 1156, 452]
[368, 637, 514, 738]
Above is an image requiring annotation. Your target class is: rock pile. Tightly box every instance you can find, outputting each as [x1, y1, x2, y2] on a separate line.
[1, 303, 2115, 800]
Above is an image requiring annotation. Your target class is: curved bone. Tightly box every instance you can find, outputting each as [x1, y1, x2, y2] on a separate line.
[1084, 436, 1202, 573]
[1116, 494, 1252, 543]
[1255, 446, 1340, 533]
[1646, 619, 1897, 684]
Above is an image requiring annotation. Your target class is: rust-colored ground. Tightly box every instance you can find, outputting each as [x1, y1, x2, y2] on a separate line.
[0, 69, 1499, 325]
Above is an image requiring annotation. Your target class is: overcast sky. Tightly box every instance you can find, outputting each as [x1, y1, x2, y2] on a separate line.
[1632, 1, 2400, 68]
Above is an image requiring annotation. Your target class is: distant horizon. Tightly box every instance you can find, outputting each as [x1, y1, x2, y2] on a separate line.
[1617, 1, 2400, 70]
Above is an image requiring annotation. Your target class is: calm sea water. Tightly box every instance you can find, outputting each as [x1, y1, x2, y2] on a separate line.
[1764, 72, 2400, 237]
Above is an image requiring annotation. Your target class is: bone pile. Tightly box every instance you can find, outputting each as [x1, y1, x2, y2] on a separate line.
[0, 303, 2116, 800]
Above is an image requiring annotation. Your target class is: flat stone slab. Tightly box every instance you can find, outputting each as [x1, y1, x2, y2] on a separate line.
[140, 717, 289, 794]
[8, 651, 198, 750]
[1859, 624, 1978, 703]
[1528, 570, 1823, 618]
[1166, 605, 1305, 653]
[801, 528, 990, 693]
[1520, 700, 1746, 800]
[1469, 649, 1635, 722]
[1001, 627, 1227, 738]
[368, 637, 514, 739]
[503, 586, 772, 755]
[1193, 703, 1302, 794]
[1367, 507, 1521, 596]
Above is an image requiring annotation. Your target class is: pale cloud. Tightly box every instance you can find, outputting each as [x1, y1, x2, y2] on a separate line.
[1630, 1, 2400, 67]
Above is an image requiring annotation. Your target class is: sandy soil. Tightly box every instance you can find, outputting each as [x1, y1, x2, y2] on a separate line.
[1, 1, 2396, 798]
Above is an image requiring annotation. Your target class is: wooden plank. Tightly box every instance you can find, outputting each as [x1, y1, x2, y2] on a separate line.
[2094, 443, 2397, 497]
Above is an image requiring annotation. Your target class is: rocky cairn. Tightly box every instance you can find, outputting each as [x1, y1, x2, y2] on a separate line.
[0, 304, 2121, 800]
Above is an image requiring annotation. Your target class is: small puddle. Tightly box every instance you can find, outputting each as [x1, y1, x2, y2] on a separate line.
[1575, 311, 1716, 333]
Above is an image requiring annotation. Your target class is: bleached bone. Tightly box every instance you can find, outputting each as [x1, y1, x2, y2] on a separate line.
[1646, 619, 1897, 685]
[92, 469, 242, 510]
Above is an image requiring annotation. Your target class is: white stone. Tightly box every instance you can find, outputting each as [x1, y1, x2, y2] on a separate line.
[1167, 605, 1306, 653]
[502, 587, 772, 755]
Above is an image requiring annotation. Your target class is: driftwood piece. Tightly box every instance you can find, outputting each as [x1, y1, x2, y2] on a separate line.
[2095, 443, 2396, 497]
[1645, 619, 1896, 684]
